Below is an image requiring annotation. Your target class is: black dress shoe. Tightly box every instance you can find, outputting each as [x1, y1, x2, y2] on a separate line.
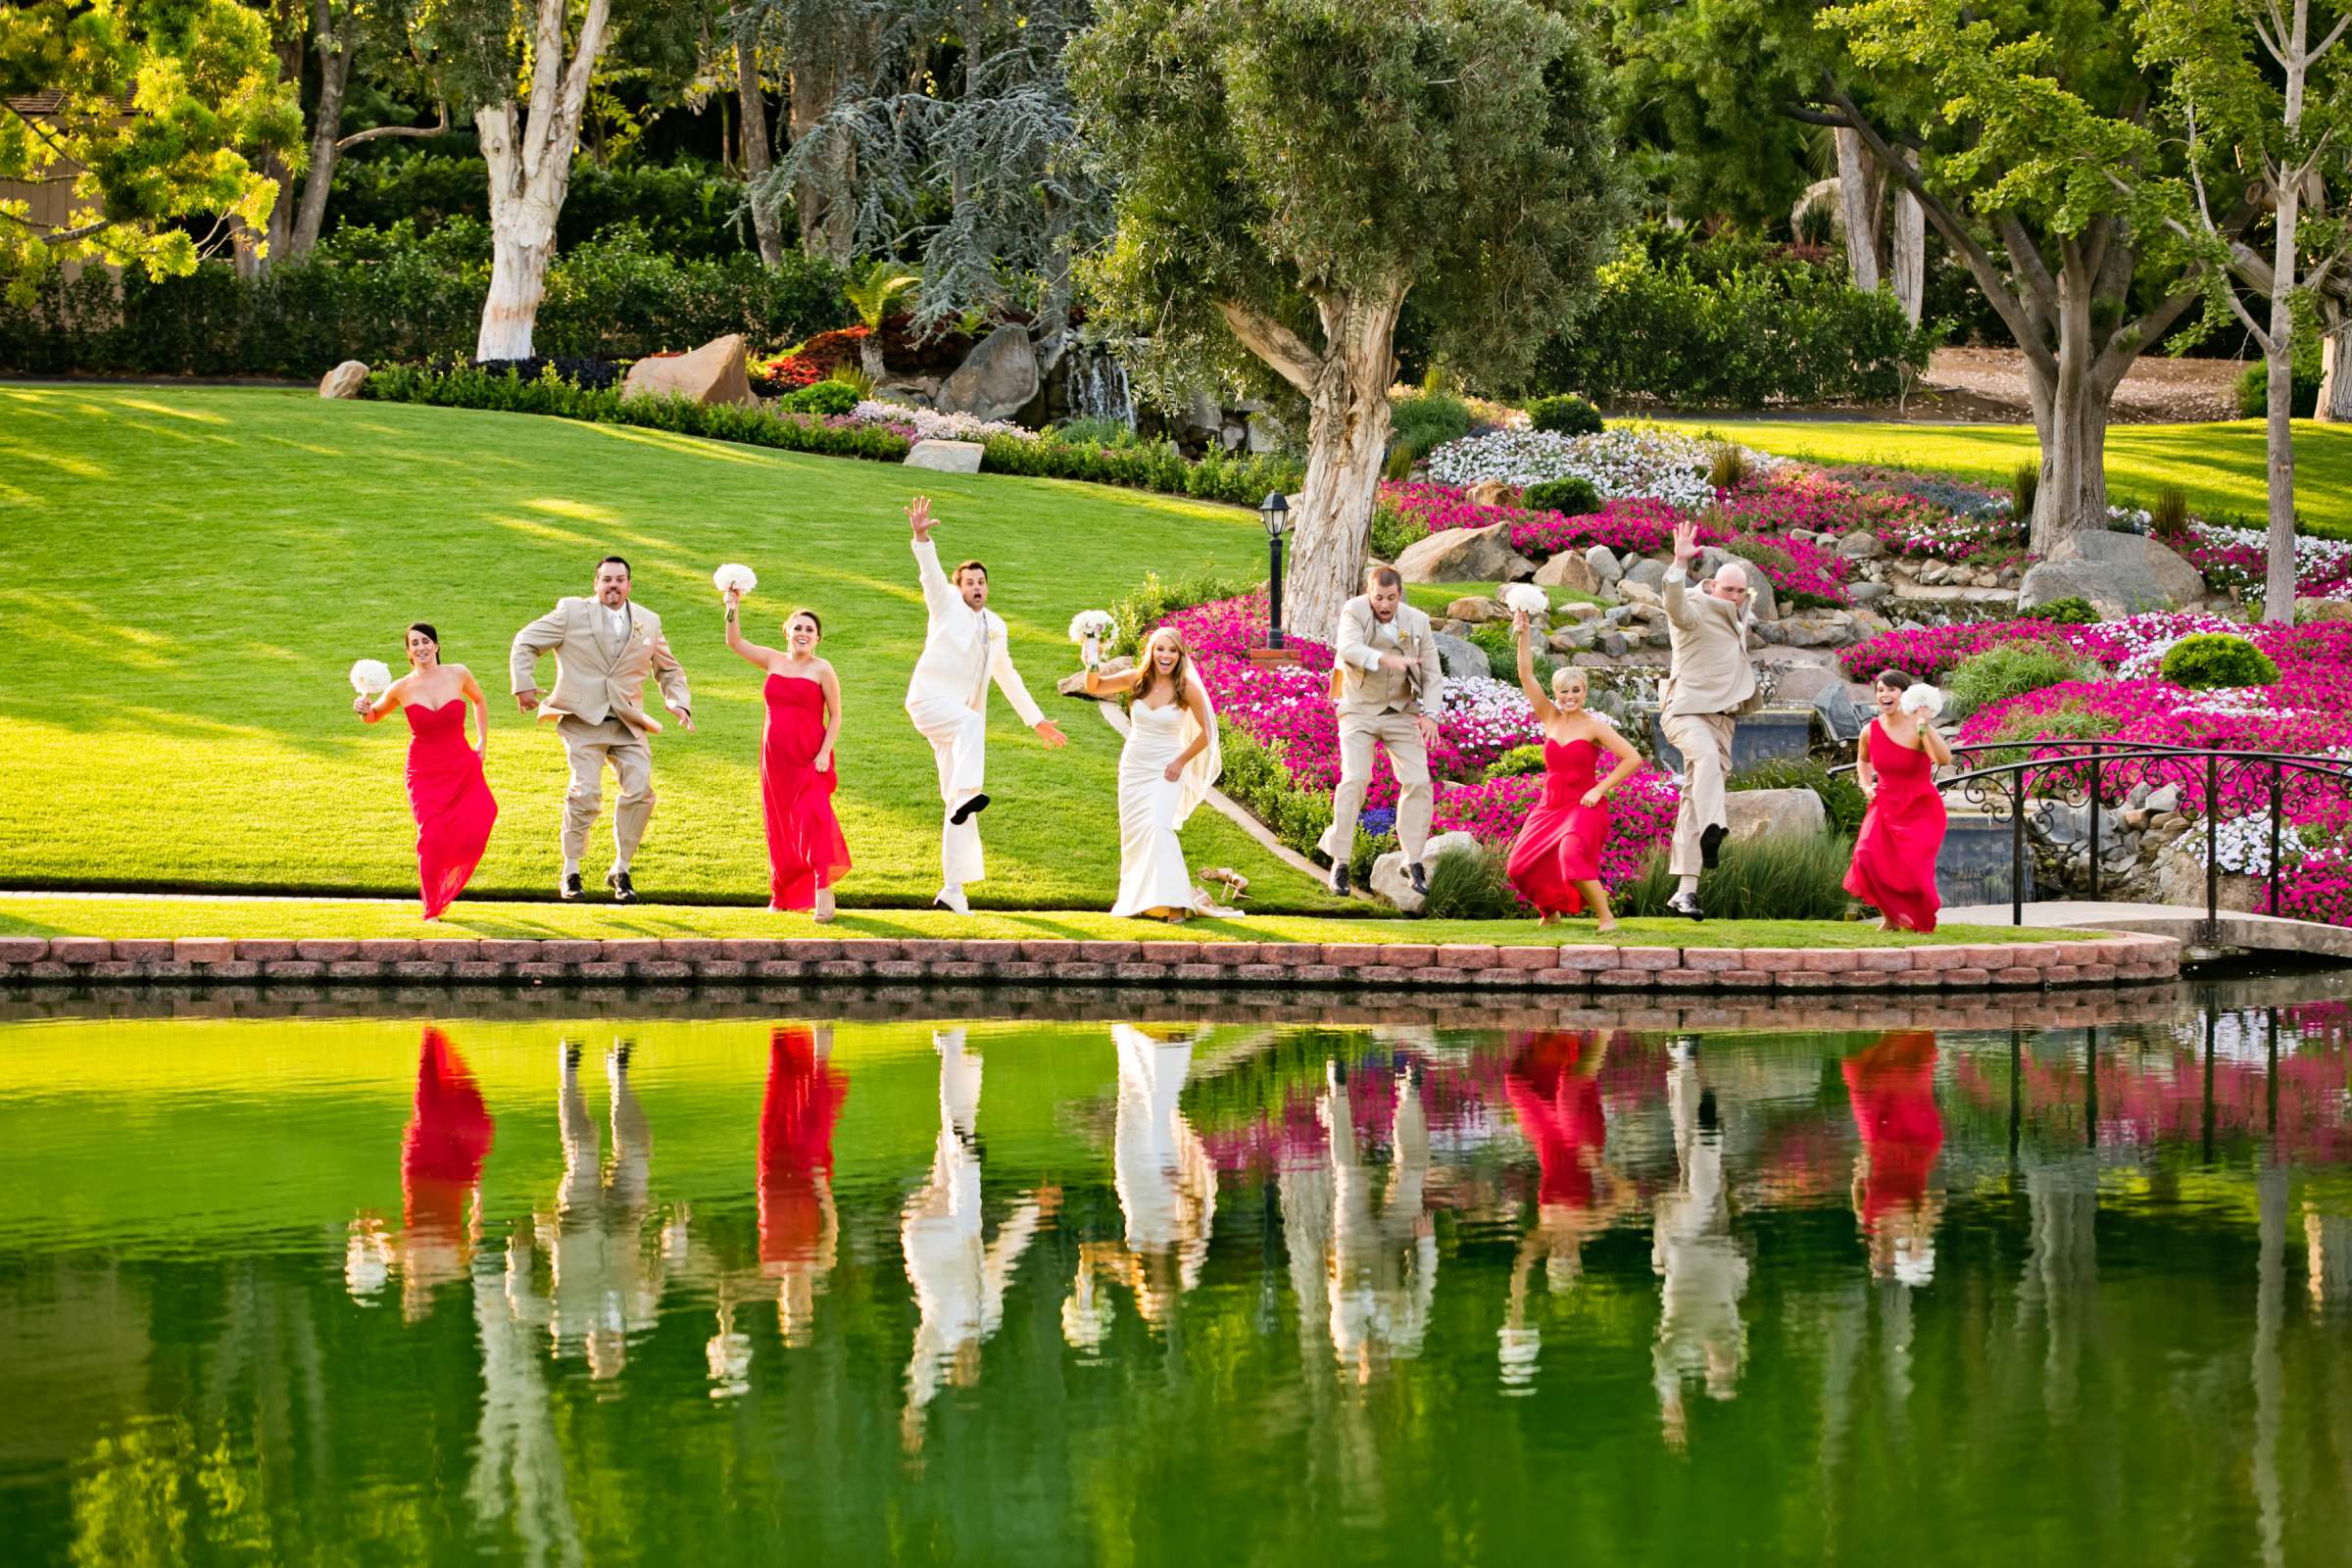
[1409, 861, 1429, 898]
[1331, 863, 1352, 897]
[1700, 823, 1728, 869]
[561, 872, 583, 901]
[950, 792, 991, 826]
[607, 868, 638, 904]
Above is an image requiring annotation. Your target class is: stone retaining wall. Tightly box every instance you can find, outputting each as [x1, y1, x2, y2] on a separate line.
[0, 932, 2181, 993]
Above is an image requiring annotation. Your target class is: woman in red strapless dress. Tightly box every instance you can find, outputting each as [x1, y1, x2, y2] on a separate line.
[355, 622, 499, 919]
[759, 1025, 848, 1345]
[1503, 611, 1644, 930]
[724, 592, 852, 917]
[1841, 1031, 1943, 1284]
[1844, 668, 1953, 933]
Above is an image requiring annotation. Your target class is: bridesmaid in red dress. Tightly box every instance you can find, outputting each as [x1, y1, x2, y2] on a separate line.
[355, 623, 499, 919]
[1844, 667, 1953, 932]
[759, 1025, 848, 1346]
[724, 589, 852, 919]
[1502, 611, 1643, 931]
[1841, 1030, 1944, 1284]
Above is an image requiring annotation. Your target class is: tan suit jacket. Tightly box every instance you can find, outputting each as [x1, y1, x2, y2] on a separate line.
[1332, 597, 1444, 718]
[1660, 567, 1758, 720]
[510, 597, 691, 736]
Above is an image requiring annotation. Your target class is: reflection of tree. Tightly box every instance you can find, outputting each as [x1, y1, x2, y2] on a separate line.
[1065, 1026, 1217, 1347]
[1495, 1032, 1635, 1389]
[2018, 1155, 2099, 1415]
[467, 1241, 584, 1568]
[901, 1030, 1050, 1453]
[1652, 1044, 1749, 1451]
[2309, 1204, 2352, 1308]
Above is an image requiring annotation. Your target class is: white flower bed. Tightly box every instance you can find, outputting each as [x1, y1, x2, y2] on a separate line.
[1442, 674, 1544, 751]
[2107, 612, 2246, 680]
[2189, 519, 2352, 584]
[851, 401, 1027, 442]
[1424, 425, 1779, 507]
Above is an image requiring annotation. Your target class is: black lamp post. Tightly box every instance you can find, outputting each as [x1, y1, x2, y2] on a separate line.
[1258, 491, 1291, 651]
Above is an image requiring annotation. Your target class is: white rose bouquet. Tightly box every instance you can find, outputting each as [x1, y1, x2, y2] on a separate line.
[1899, 683, 1945, 720]
[349, 659, 392, 698]
[1068, 609, 1116, 669]
[712, 563, 758, 598]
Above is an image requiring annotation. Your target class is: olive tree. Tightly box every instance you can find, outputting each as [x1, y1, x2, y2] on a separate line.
[1068, 0, 1625, 637]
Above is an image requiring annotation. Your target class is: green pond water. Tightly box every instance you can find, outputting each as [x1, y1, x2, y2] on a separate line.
[4, 981, 2352, 1567]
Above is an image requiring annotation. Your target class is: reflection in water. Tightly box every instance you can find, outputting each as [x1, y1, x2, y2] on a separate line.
[538, 1040, 663, 1379]
[1652, 1041, 1749, 1450]
[1842, 1032, 1944, 1287]
[1497, 1031, 1631, 1388]
[346, 1028, 496, 1320]
[1066, 1025, 1217, 1347]
[901, 1029, 1049, 1451]
[760, 1024, 847, 1348]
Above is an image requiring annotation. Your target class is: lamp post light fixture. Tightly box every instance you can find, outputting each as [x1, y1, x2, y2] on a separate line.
[1251, 492, 1296, 665]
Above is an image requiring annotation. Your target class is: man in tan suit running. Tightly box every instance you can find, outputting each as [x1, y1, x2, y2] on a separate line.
[512, 555, 693, 904]
[1659, 518, 1758, 920]
[1319, 565, 1444, 899]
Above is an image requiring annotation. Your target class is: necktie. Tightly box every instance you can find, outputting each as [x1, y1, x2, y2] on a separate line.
[970, 611, 991, 710]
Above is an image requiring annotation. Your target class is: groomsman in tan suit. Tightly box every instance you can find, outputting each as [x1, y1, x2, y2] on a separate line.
[511, 556, 693, 903]
[1659, 518, 1758, 920]
[1319, 565, 1444, 898]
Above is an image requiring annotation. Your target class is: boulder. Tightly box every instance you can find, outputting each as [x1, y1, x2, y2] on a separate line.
[1562, 601, 1604, 622]
[2301, 597, 2352, 623]
[2019, 529, 2206, 615]
[1585, 544, 1624, 586]
[1435, 632, 1491, 681]
[1464, 478, 1515, 509]
[1811, 683, 1870, 743]
[1848, 580, 1892, 605]
[936, 323, 1040, 419]
[1533, 550, 1599, 594]
[905, 439, 985, 474]
[1624, 558, 1668, 592]
[1445, 596, 1499, 623]
[1371, 829, 1482, 914]
[1837, 529, 1885, 561]
[1617, 581, 1662, 610]
[1725, 787, 1828, 847]
[1769, 662, 1846, 706]
[620, 333, 756, 407]
[1775, 609, 1855, 649]
[1395, 520, 1525, 583]
[318, 360, 369, 399]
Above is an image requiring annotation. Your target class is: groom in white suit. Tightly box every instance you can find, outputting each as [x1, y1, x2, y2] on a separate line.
[904, 496, 1066, 914]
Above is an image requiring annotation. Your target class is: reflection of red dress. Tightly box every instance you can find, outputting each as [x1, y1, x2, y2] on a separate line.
[1503, 1032, 1609, 1207]
[758, 1026, 848, 1265]
[1844, 718, 1946, 932]
[1504, 739, 1611, 915]
[402, 1027, 495, 1232]
[761, 674, 853, 910]
[404, 703, 498, 919]
[1841, 1031, 1942, 1230]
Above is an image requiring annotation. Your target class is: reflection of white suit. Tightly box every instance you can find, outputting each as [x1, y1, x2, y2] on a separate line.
[1282, 1064, 1437, 1376]
[1111, 1026, 1217, 1278]
[904, 539, 1047, 888]
[902, 1031, 1042, 1430]
[1652, 1051, 1748, 1437]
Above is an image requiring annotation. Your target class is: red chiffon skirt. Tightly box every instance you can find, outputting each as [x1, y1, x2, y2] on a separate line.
[761, 673, 853, 910]
[404, 703, 497, 920]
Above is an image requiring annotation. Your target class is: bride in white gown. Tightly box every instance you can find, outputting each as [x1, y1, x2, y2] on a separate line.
[1085, 627, 1225, 920]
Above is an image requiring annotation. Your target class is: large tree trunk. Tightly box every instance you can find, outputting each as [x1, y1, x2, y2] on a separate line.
[2262, 179, 2303, 624]
[2315, 310, 2352, 421]
[473, 0, 612, 361]
[788, 37, 859, 266]
[232, 16, 306, 278]
[1834, 127, 1881, 293]
[735, 32, 786, 269]
[1887, 153, 1925, 324]
[288, 1, 358, 260]
[2023, 270, 2118, 555]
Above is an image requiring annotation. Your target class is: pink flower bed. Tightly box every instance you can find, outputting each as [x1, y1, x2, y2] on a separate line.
[1433, 768, 1681, 891]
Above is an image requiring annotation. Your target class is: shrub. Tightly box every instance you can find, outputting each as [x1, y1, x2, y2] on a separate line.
[1215, 723, 1392, 882]
[471, 356, 621, 390]
[2160, 632, 2279, 690]
[1730, 757, 1867, 837]
[1521, 475, 1603, 515]
[1054, 416, 1142, 448]
[1948, 641, 2088, 716]
[1532, 242, 1941, 408]
[1467, 620, 1554, 684]
[977, 429, 1301, 507]
[2151, 486, 2191, 546]
[1387, 389, 1476, 478]
[2236, 360, 2323, 418]
[2022, 596, 2102, 626]
[1485, 744, 1548, 781]
[2011, 461, 2038, 521]
[1369, 496, 1430, 563]
[1109, 570, 1260, 659]
[1528, 393, 1604, 435]
[1616, 833, 1857, 919]
[1420, 841, 1516, 919]
[776, 378, 859, 416]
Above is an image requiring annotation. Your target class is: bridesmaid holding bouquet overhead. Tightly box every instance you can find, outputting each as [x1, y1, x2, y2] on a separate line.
[1501, 611, 1642, 931]
[354, 623, 499, 919]
[1844, 669, 1952, 932]
[724, 585, 851, 919]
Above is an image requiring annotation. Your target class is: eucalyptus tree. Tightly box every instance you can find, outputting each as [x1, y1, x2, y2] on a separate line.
[2139, 0, 2352, 617]
[1068, 0, 1626, 639]
[2, 0, 301, 299]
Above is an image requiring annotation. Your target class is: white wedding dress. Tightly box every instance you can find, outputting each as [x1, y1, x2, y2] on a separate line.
[1109, 681, 1222, 918]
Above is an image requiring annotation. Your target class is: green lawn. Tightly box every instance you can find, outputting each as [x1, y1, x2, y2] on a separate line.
[0, 892, 2067, 947]
[1406, 581, 1606, 618]
[1665, 416, 2352, 533]
[0, 386, 1352, 913]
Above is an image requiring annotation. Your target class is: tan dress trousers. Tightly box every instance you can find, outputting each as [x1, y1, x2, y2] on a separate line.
[1662, 711, 1736, 879]
[1318, 710, 1435, 864]
[558, 714, 656, 864]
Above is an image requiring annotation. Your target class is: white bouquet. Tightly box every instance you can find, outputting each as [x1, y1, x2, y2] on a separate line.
[1068, 609, 1115, 669]
[349, 659, 392, 698]
[1500, 583, 1549, 620]
[1899, 683, 1945, 720]
[712, 563, 758, 597]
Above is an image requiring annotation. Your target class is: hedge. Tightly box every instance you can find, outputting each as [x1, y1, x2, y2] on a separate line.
[0, 220, 851, 378]
[1535, 243, 1939, 409]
